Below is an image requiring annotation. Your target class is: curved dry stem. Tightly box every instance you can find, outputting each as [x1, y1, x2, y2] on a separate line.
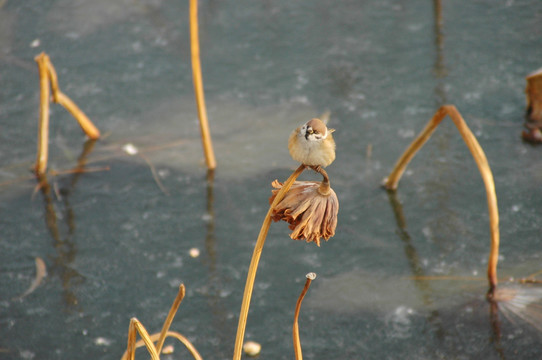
[382, 105, 500, 293]
[309, 165, 330, 185]
[35, 53, 51, 176]
[33, 52, 100, 176]
[190, 0, 217, 170]
[308, 166, 332, 195]
[155, 284, 186, 355]
[164, 331, 204, 360]
[233, 164, 306, 360]
[125, 318, 160, 360]
[293, 273, 316, 360]
[121, 330, 203, 360]
[43, 53, 100, 139]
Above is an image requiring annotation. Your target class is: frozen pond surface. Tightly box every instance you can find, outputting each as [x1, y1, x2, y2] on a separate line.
[2, 1, 542, 359]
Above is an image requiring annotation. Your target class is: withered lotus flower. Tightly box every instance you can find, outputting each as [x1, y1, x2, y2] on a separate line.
[270, 180, 339, 246]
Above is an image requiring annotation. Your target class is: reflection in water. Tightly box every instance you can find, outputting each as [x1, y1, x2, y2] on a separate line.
[489, 284, 542, 355]
[37, 174, 83, 311]
[201, 169, 231, 355]
[386, 190, 447, 340]
[432, 0, 448, 106]
[387, 190, 529, 358]
[489, 300, 506, 359]
[408, 0, 463, 264]
[388, 182, 542, 357]
[204, 170, 217, 274]
[35, 139, 97, 311]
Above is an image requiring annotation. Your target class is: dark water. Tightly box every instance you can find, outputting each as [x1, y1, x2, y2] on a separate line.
[2, 0, 542, 359]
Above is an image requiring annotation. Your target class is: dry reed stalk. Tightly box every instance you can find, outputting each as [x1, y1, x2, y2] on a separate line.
[190, 0, 216, 170]
[382, 105, 500, 293]
[233, 164, 306, 360]
[43, 54, 100, 139]
[293, 273, 316, 360]
[55, 92, 101, 139]
[121, 331, 203, 360]
[121, 284, 203, 360]
[126, 318, 160, 360]
[34, 52, 100, 175]
[155, 284, 185, 355]
[35, 53, 51, 175]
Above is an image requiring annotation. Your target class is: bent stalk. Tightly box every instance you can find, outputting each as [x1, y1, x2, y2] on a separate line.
[293, 273, 316, 360]
[34, 52, 100, 175]
[155, 284, 186, 355]
[383, 105, 500, 293]
[233, 164, 306, 360]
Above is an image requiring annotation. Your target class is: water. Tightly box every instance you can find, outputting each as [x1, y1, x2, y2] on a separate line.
[2, 0, 542, 359]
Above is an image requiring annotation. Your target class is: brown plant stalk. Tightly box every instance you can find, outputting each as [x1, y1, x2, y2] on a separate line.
[121, 284, 203, 360]
[155, 284, 185, 355]
[34, 52, 100, 176]
[190, 0, 217, 170]
[383, 105, 500, 294]
[44, 56, 100, 139]
[35, 53, 51, 176]
[122, 331, 203, 360]
[126, 318, 160, 360]
[233, 164, 306, 360]
[293, 273, 316, 360]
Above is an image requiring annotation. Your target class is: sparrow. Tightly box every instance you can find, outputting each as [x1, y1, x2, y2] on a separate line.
[288, 118, 336, 168]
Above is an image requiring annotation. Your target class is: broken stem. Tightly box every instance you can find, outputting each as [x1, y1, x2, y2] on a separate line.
[125, 318, 160, 360]
[44, 53, 100, 139]
[233, 164, 306, 360]
[55, 92, 101, 139]
[121, 330, 203, 360]
[293, 273, 316, 360]
[383, 105, 500, 293]
[33, 52, 101, 176]
[155, 284, 186, 356]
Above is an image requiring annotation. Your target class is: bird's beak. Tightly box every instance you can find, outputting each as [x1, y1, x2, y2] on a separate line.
[305, 127, 313, 140]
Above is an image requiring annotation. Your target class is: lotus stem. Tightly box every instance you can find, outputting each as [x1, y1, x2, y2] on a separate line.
[121, 330, 203, 360]
[310, 166, 331, 195]
[233, 164, 306, 360]
[55, 92, 100, 139]
[121, 285, 204, 360]
[383, 105, 500, 293]
[293, 273, 316, 360]
[44, 55, 99, 139]
[155, 284, 186, 355]
[125, 318, 160, 360]
[190, 0, 217, 170]
[35, 53, 51, 176]
[34, 52, 100, 176]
